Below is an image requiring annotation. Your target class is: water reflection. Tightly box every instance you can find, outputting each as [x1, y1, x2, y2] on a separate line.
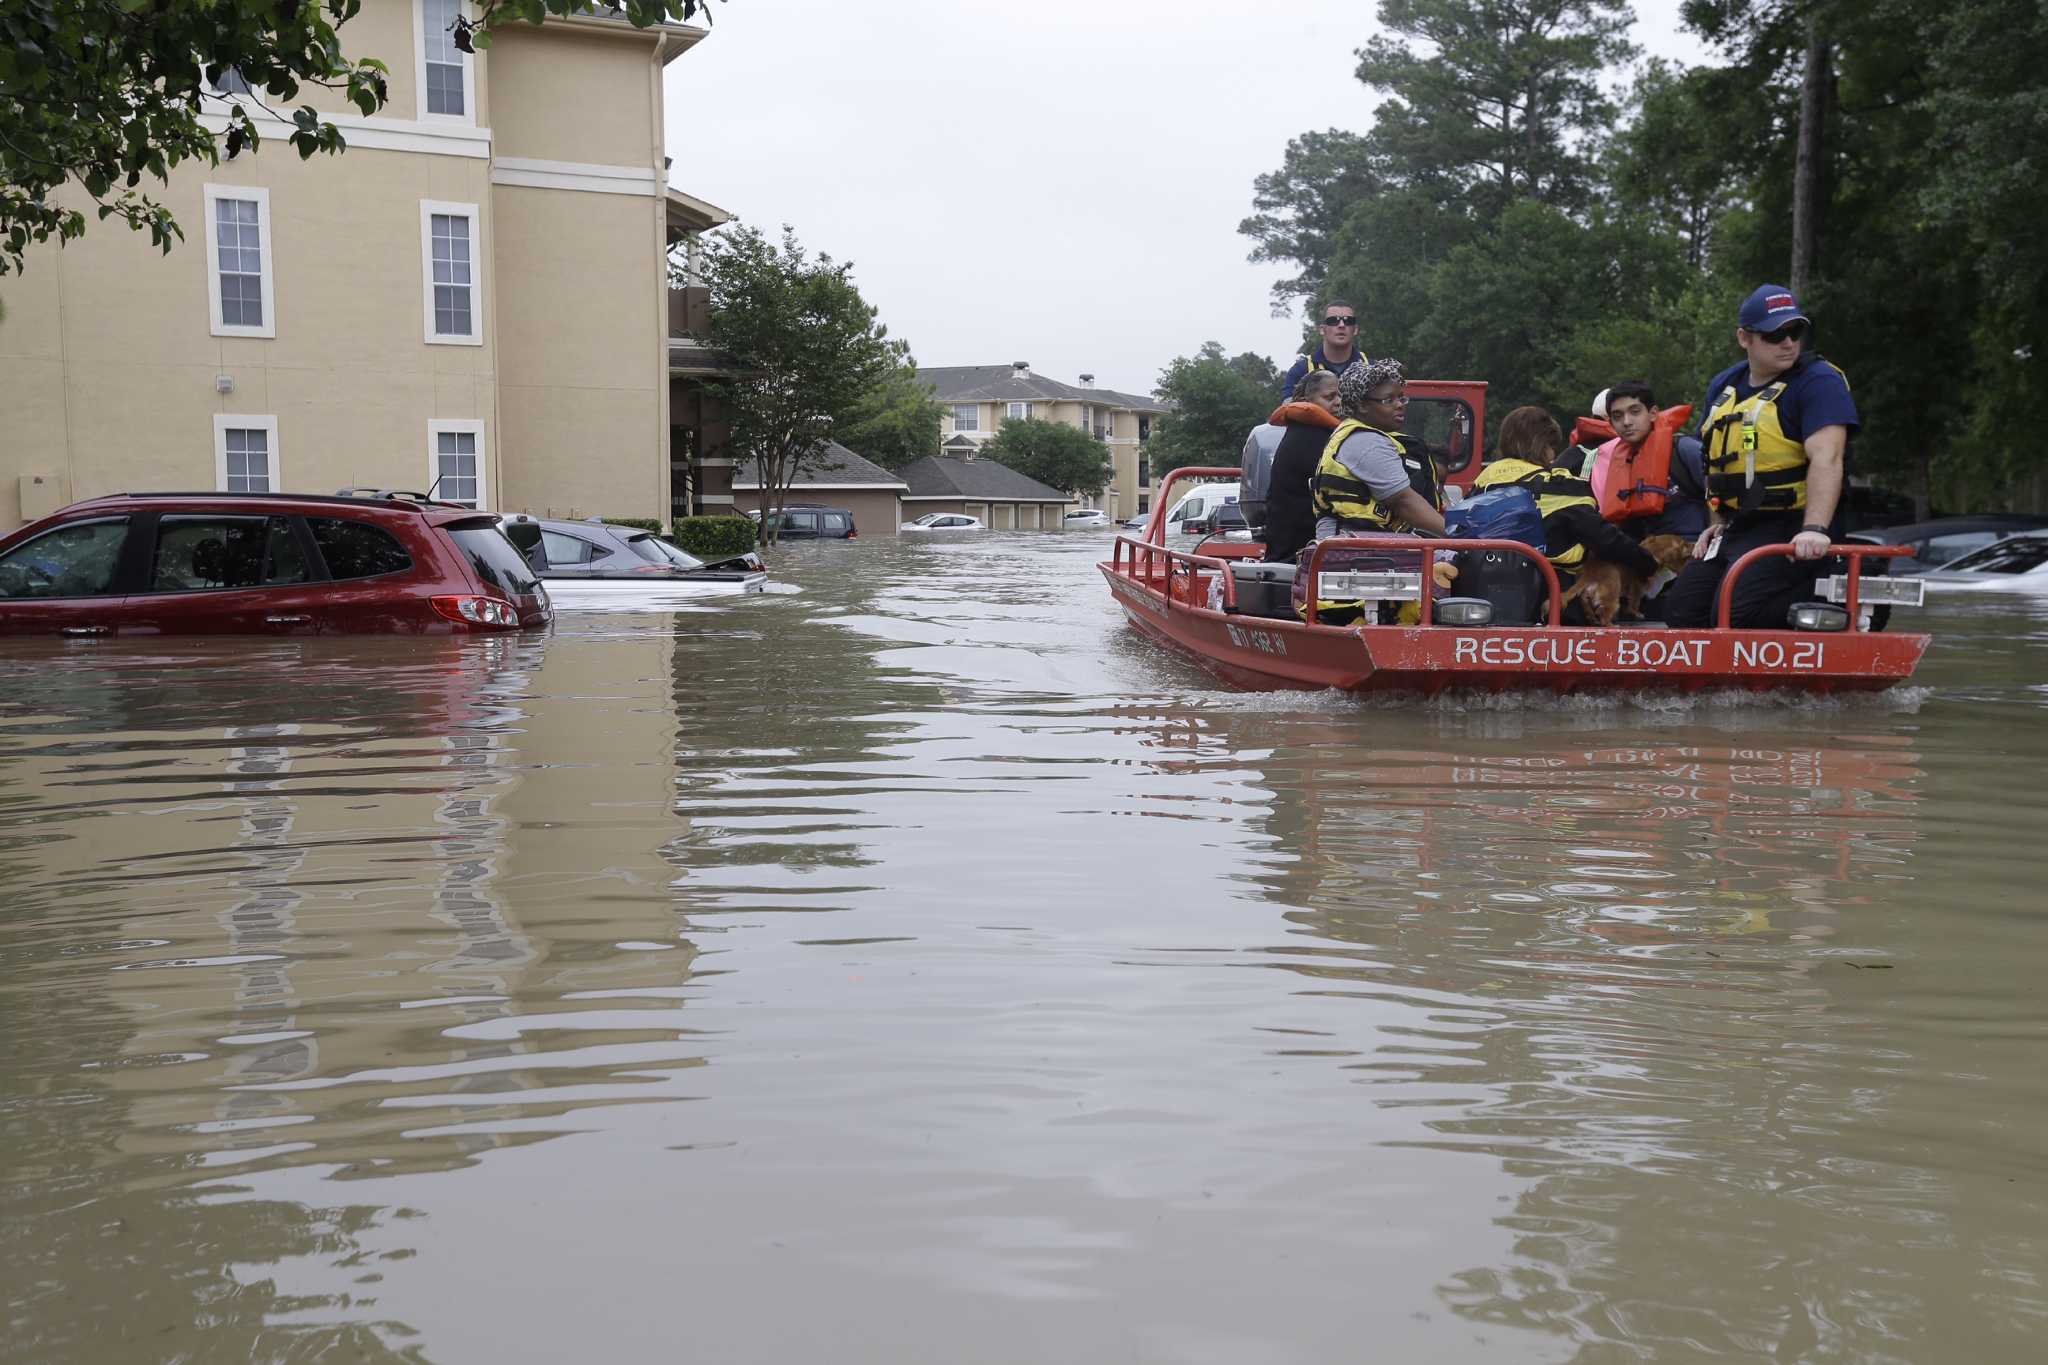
[4, 540, 2047, 1362]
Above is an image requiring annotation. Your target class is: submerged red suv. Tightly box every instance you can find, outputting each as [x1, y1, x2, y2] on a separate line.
[0, 491, 551, 636]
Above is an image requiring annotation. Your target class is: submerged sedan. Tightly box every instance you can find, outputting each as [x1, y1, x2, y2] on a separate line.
[501, 516, 766, 602]
[1918, 531, 2048, 592]
[901, 513, 985, 533]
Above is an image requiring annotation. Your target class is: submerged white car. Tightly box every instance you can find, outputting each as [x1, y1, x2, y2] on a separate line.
[901, 513, 985, 533]
[1062, 509, 1112, 529]
[1919, 531, 2048, 591]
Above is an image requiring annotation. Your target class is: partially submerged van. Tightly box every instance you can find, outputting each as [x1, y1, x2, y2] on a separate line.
[1162, 482, 1242, 536]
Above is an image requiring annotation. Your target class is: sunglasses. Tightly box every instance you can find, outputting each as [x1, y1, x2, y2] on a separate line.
[1755, 321, 1808, 344]
[1322, 315, 1358, 327]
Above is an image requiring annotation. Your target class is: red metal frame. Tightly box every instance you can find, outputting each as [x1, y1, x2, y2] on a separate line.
[1714, 541, 1912, 629]
[1297, 533, 1565, 626]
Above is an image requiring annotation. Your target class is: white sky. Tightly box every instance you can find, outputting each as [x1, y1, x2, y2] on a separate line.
[662, 0, 1702, 396]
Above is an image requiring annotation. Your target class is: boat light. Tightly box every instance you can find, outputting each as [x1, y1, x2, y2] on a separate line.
[1433, 596, 1494, 627]
[1787, 601, 1851, 632]
[1318, 570, 1422, 601]
[1819, 574, 1924, 607]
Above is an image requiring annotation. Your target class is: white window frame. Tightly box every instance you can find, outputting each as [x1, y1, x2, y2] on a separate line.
[203, 184, 275, 339]
[428, 419, 489, 509]
[420, 200, 483, 346]
[213, 414, 281, 492]
[951, 404, 979, 432]
[413, 0, 477, 125]
[1006, 401, 1033, 421]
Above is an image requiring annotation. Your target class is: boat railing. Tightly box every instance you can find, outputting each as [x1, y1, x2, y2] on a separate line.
[1715, 542, 1914, 629]
[1299, 534, 1565, 627]
[1112, 535, 1241, 610]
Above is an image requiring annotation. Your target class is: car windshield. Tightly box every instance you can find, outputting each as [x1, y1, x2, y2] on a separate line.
[627, 532, 704, 570]
[912, 514, 941, 526]
[447, 521, 543, 596]
[1942, 537, 2048, 575]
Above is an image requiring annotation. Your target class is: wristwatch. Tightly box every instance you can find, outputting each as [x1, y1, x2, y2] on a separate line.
[1799, 523, 1830, 536]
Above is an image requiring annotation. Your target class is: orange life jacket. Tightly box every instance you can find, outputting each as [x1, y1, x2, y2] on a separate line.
[1591, 404, 1693, 523]
[1569, 416, 1614, 448]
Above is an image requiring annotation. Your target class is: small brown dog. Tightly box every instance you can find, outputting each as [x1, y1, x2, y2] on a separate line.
[1560, 533, 1693, 626]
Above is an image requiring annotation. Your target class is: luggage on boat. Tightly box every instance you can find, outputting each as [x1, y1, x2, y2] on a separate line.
[1444, 486, 1548, 626]
[1289, 543, 1429, 626]
[1450, 546, 1547, 625]
[1225, 561, 1297, 620]
[1443, 486, 1545, 547]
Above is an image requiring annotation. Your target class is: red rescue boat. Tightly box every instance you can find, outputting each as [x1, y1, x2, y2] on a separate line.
[1100, 467, 1929, 695]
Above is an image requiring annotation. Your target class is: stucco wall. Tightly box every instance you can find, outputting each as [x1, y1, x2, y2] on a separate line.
[486, 24, 657, 168]
[492, 183, 663, 518]
[0, 144, 499, 524]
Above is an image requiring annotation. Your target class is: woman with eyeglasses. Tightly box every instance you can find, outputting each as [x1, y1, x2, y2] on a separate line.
[1660, 284, 1860, 629]
[1280, 300, 1369, 400]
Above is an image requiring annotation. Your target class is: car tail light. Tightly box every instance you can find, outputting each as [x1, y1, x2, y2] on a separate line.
[846, 526, 858, 539]
[430, 594, 520, 628]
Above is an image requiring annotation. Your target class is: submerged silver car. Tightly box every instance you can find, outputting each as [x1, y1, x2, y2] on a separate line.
[500, 516, 766, 599]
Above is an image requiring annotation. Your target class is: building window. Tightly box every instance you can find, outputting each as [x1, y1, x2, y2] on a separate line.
[1006, 402, 1033, 421]
[1075, 404, 1091, 431]
[203, 185, 274, 339]
[429, 420, 487, 508]
[1139, 415, 1152, 441]
[213, 415, 280, 492]
[208, 67, 254, 96]
[418, 0, 471, 119]
[420, 201, 482, 345]
[951, 404, 979, 432]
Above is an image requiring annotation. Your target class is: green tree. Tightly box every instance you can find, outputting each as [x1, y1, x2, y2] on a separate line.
[1239, 130, 1381, 313]
[1356, 0, 1634, 218]
[837, 363, 943, 471]
[1147, 342, 1277, 479]
[979, 418, 1112, 496]
[693, 224, 910, 544]
[0, 0, 712, 273]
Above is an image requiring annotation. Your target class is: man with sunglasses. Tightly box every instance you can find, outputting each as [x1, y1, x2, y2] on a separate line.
[1660, 284, 1859, 630]
[1280, 301, 1369, 400]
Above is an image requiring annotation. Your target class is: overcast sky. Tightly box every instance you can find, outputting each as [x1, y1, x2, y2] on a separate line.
[662, 1, 1704, 396]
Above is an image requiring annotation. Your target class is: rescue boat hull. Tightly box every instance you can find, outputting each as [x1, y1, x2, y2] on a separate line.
[1102, 559, 1928, 694]
[1108, 468, 1930, 696]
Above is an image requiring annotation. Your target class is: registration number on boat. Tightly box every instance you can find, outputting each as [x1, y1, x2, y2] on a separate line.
[1225, 623, 1289, 656]
[1449, 634, 1826, 671]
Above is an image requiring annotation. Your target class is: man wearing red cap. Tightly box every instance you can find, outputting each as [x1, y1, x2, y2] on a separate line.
[1660, 284, 1859, 629]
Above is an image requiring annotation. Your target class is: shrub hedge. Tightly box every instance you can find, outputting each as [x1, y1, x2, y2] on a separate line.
[601, 517, 663, 533]
[669, 515, 759, 559]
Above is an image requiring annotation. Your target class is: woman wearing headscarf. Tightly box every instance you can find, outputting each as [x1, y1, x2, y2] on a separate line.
[1311, 359, 1445, 539]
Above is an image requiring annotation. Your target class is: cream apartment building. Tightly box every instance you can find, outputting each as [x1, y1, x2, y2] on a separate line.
[922, 363, 1167, 522]
[0, 0, 720, 532]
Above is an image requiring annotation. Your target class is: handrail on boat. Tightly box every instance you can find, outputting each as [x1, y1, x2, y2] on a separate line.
[1112, 535, 1240, 610]
[1300, 534, 1566, 627]
[1714, 541, 1912, 630]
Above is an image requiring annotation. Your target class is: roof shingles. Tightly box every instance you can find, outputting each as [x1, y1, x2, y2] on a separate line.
[898, 455, 1073, 503]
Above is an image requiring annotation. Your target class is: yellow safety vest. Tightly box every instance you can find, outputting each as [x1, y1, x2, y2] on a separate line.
[1304, 420, 1433, 626]
[1700, 361, 1847, 513]
[1300, 347, 1370, 382]
[1311, 420, 1430, 533]
[1472, 457, 1595, 569]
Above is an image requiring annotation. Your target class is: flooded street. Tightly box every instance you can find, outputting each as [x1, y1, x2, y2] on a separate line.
[4, 532, 2046, 1363]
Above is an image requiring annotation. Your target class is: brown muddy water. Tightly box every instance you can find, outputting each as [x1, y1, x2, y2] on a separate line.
[3, 532, 2046, 1363]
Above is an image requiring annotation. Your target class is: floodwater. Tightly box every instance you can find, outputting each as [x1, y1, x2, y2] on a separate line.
[3, 533, 2045, 1364]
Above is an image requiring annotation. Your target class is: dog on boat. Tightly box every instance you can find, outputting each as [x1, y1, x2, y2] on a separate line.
[1560, 533, 1693, 626]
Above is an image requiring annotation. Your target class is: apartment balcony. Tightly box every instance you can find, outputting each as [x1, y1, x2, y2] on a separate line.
[668, 284, 712, 338]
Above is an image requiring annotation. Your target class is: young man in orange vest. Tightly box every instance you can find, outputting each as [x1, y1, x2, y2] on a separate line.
[1592, 381, 1710, 541]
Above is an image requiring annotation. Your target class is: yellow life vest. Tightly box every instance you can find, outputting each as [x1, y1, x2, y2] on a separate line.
[1312, 420, 1433, 532]
[1304, 420, 1432, 626]
[1700, 361, 1847, 513]
[1300, 347, 1369, 382]
[1472, 457, 1595, 569]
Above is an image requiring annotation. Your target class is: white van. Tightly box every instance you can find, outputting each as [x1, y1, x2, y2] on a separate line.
[1162, 482, 1242, 536]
